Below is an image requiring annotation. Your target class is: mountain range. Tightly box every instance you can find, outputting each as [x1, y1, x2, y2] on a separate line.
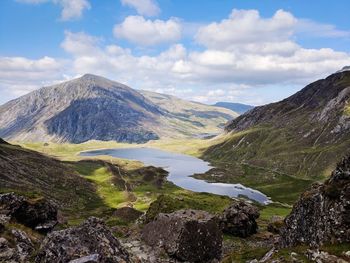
[213, 102, 254, 114]
[0, 74, 237, 143]
[205, 70, 350, 179]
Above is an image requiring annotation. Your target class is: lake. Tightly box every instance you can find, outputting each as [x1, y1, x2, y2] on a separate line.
[80, 147, 270, 204]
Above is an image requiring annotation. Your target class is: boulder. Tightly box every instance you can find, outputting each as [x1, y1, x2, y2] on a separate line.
[0, 229, 35, 263]
[0, 193, 58, 233]
[220, 201, 260, 237]
[113, 207, 143, 223]
[142, 209, 222, 262]
[280, 155, 350, 247]
[11, 229, 35, 262]
[35, 217, 130, 263]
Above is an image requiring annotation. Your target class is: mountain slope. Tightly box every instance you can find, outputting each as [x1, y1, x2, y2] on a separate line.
[204, 70, 350, 179]
[0, 138, 102, 211]
[0, 74, 237, 143]
[140, 90, 238, 137]
[213, 102, 254, 114]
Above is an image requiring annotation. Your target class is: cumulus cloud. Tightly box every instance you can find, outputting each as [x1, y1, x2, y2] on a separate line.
[3, 9, 350, 105]
[121, 0, 160, 17]
[17, 0, 90, 20]
[113, 16, 182, 46]
[0, 56, 68, 103]
[195, 9, 296, 51]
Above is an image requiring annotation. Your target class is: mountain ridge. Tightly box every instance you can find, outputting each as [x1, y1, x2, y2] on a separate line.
[0, 74, 237, 143]
[204, 70, 350, 178]
[213, 102, 254, 114]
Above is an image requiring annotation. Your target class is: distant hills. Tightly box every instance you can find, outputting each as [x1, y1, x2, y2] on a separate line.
[0, 74, 237, 143]
[213, 102, 254, 114]
[205, 70, 350, 178]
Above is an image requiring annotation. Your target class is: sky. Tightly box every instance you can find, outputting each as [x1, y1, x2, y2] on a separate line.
[1, 0, 350, 106]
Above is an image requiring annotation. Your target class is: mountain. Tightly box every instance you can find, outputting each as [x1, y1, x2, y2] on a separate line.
[140, 90, 238, 136]
[213, 102, 254, 114]
[204, 70, 350, 179]
[0, 74, 237, 143]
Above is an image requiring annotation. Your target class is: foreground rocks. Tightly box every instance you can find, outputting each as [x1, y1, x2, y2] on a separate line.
[142, 209, 222, 262]
[35, 217, 130, 263]
[0, 193, 58, 233]
[280, 155, 350, 247]
[220, 201, 260, 237]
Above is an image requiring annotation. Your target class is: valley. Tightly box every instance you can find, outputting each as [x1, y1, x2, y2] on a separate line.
[1, 69, 350, 263]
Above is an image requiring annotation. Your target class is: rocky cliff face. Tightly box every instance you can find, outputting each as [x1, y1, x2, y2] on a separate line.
[0, 74, 237, 143]
[205, 70, 350, 178]
[280, 155, 350, 247]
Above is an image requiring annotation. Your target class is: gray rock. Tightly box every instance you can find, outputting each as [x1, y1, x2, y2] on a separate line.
[142, 209, 222, 262]
[35, 217, 130, 263]
[11, 229, 35, 262]
[0, 193, 58, 233]
[280, 155, 350, 247]
[68, 254, 100, 263]
[220, 201, 260, 237]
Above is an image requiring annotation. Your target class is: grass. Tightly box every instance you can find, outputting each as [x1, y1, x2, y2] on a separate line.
[75, 162, 128, 208]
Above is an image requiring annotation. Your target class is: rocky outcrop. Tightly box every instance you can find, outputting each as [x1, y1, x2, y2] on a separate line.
[0, 193, 58, 233]
[35, 217, 130, 263]
[220, 201, 260, 237]
[0, 230, 35, 263]
[280, 155, 350, 247]
[142, 209, 222, 262]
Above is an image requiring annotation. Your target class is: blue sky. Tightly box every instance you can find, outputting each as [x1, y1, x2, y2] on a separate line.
[1, 0, 350, 105]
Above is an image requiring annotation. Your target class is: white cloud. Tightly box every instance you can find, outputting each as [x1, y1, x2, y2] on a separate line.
[113, 16, 182, 46]
[16, 0, 90, 20]
[54, 0, 90, 21]
[121, 0, 160, 17]
[195, 9, 296, 51]
[0, 56, 68, 103]
[3, 9, 350, 105]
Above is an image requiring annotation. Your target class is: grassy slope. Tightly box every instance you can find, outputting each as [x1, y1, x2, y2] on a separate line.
[19, 140, 291, 226]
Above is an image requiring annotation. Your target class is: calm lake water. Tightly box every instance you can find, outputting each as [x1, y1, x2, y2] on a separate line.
[80, 147, 270, 204]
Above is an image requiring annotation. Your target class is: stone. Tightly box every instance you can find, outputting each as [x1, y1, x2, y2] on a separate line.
[68, 254, 100, 263]
[280, 155, 350, 247]
[220, 201, 260, 237]
[11, 229, 35, 262]
[142, 209, 222, 262]
[0, 193, 58, 233]
[35, 217, 130, 263]
[0, 237, 18, 263]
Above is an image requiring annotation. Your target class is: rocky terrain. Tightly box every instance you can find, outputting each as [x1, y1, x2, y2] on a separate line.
[0, 74, 237, 143]
[1, 147, 350, 262]
[205, 70, 350, 179]
[280, 154, 350, 247]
